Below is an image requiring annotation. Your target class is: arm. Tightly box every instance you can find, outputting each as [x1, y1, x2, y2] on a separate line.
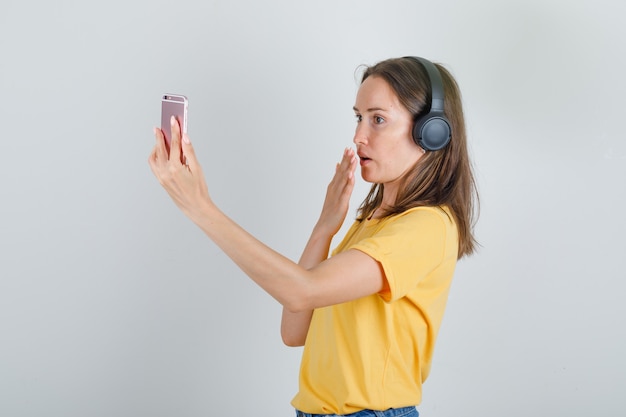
[281, 149, 357, 346]
[280, 229, 330, 347]
[148, 119, 383, 325]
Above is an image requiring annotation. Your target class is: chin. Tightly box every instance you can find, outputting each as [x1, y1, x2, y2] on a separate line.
[360, 168, 383, 184]
[360, 174, 377, 184]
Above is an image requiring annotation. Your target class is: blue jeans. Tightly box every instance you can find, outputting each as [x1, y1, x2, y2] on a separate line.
[295, 406, 418, 417]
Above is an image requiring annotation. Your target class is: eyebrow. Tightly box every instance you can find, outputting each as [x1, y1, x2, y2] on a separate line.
[353, 106, 387, 113]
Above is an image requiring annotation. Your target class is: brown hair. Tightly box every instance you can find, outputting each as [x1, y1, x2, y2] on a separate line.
[356, 57, 479, 258]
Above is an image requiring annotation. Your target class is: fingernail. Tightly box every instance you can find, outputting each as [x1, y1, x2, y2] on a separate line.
[170, 115, 176, 125]
[183, 134, 190, 144]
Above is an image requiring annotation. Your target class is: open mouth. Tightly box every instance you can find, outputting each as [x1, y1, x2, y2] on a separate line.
[359, 156, 371, 166]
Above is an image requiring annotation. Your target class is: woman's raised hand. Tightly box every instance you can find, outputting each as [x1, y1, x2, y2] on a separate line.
[148, 116, 212, 223]
[316, 148, 358, 237]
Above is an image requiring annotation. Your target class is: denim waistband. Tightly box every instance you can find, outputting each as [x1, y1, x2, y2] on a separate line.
[296, 406, 418, 417]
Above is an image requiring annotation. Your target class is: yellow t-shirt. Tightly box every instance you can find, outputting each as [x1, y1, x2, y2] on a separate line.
[291, 206, 459, 414]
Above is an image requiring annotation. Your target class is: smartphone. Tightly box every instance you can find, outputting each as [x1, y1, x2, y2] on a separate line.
[160, 94, 188, 149]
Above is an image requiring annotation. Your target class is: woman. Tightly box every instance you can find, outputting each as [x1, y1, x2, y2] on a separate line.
[149, 56, 478, 417]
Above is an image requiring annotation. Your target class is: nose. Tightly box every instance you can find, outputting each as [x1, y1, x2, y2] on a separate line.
[353, 123, 368, 146]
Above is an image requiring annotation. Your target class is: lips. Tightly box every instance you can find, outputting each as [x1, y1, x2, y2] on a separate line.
[358, 152, 371, 166]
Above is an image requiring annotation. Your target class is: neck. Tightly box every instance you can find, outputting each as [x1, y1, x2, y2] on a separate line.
[368, 187, 397, 220]
[381, 184, 398, 208]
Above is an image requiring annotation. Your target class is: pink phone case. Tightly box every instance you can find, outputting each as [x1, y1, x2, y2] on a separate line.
[161, 94, 188, 147]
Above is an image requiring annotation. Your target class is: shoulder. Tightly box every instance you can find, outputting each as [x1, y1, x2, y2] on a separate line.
[380, 206, 456, 233]
[371, 206, 459, 260]
[353, 206, 457, 253]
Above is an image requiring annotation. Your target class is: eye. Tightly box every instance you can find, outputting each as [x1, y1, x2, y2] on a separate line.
[374, 115, 385, 124]
[355, 114, 362, 123]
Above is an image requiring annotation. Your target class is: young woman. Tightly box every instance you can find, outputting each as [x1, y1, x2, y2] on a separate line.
[149, 56, 478, 417]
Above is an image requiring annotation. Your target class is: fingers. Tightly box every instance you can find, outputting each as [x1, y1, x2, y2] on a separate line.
[150, 120, 198, 172]
[181, 133, 200, 174]
[149, 123, 190, 185]
[337, 147, 357, 183]
[339, 148, 357, 197]
[152, 127, 168, 162]
[326, 148, 356, 202]
[345, 148, 357, 178]
[148, 148, 162, 182]
[318, 148, 357, 232]
[169, 115, 183, 164]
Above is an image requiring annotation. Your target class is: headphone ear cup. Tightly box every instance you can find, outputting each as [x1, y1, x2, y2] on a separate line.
[413, 115, 451, 151]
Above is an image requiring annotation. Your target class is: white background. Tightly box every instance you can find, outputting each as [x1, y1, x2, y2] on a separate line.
[1, 0, 624, 416]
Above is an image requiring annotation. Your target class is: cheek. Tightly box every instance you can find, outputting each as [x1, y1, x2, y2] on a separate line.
[391, 141, 423, 170]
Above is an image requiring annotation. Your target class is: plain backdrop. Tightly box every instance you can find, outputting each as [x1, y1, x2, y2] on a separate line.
[1, 0, 625, 416]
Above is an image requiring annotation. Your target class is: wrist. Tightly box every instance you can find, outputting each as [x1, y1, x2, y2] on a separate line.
[311, 221, 337, 242]
[185, 197, 217, 228]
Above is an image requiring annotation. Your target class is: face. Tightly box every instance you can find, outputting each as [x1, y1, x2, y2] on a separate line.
[353, 76, 424, 194]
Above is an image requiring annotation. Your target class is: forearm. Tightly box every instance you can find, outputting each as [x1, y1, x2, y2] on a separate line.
[281, 223, 335, 346]
[298, 222, 335, 269]
[149, 125, 353, 315]
[191, 201, 312, 311]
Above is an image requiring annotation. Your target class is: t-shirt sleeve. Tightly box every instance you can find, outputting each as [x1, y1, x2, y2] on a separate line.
[349, 208, 453, 302]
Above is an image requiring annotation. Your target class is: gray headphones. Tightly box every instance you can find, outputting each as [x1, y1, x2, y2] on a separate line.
[406, 56, 452, 151]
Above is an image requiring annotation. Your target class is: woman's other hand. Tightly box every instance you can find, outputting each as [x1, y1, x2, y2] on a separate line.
[148, 116, 212, 223]
[316, 148, 358, 237]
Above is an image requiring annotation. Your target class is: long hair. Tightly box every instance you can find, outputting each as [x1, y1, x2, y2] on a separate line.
[356, 57, 479, 258]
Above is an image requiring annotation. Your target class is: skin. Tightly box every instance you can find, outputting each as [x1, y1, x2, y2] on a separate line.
[148, 75, 424, 347]
[353, 76, 425, 210]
